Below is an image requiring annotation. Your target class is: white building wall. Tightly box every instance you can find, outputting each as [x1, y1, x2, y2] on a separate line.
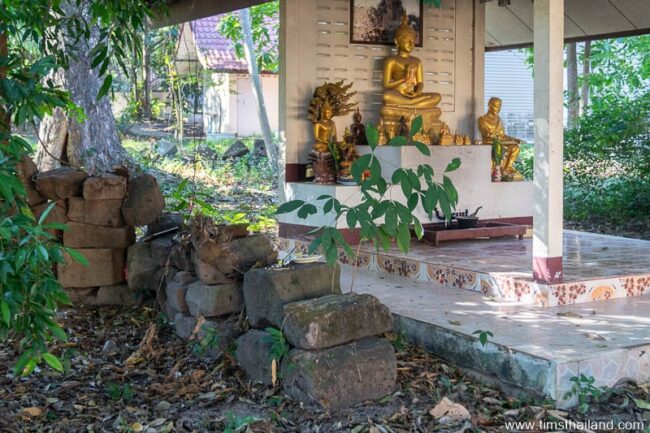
[236, 74, 280, 136]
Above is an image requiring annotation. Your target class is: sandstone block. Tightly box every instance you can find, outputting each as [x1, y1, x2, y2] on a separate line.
[127, 242, 160, 293]
[83, 174, 127, 200]
[34, 167, 87, 200]
[174, 313, 196, 340]
[17, 156, 44, 206]
[58, 248, 125, 288]
[196, 316, 241, 358]
[65, 287, 98, 305]
[283, 293, 393, 350]
[122, 174, 165, 226]
[95, 284, 142, 306]
[150, 234, 175, 267]
[283, 337, 396, 410]
[186, 281, 243, 318]
[63, 222, 135, 248]
[194, 255, 229, 284]
[146, 213, 183, 237]
[165, 280, 191, 314]
[67, 197, 125, 227]
[192, 233, 276, 275]
[235, 330, 276, 385]
[243, 263, 341, 328]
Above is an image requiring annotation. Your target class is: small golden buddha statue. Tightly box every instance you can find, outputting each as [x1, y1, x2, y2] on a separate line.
[379, 14, 443, 143]
[313, 99, 337, 153]
[479, 97, 524, 180]
[337, 139, 359, 184]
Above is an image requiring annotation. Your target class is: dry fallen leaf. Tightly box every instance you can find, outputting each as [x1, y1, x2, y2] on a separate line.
[429, 397, 471, 424]
[20, 407, 43, 419]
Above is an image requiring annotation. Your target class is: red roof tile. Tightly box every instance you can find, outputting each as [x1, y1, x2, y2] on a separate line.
[191, 14, 277, 72]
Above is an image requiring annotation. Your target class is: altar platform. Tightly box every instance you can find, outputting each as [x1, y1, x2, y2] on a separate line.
[279, 230, 650, 307]
[343, 265, 650, 408]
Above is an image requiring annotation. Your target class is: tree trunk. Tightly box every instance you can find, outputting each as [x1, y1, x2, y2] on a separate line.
[0, 33, 9, 139]
[142, 33, 152, 120]
[36, 0, 127, 175]
[238, 8, 278, 167]
[581, 40, 591, 114]
[567, 42, 579, 128]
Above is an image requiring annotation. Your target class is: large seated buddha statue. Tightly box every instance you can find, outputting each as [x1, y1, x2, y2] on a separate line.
[379, 14, 443, 144]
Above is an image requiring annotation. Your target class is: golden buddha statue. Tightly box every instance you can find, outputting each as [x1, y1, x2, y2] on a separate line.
[313, 99, 337, 153]
[479, 97, 524, 180]
[379, 14, 443, 143]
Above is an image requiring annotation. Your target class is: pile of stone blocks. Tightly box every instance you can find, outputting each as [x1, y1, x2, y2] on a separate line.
[236, 263, 397, 409]
[163, 219, 278, 356]
[17, 156, 165, 306]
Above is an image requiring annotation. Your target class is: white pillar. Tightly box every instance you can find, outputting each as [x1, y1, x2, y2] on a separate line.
[533, 0, 564, 284]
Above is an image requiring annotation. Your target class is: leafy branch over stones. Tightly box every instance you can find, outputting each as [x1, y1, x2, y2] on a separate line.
[277, 115, 461, 265]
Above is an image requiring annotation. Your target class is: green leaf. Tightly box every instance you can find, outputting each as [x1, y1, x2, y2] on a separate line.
[352, 154, 372, 182]
[366, 122, 379, 150]
[388, 135, 407, 147]
[423, 187, 439, 217]
[97, 74, 113, 100]
[443, 175, 459, 206]
[323, 199, 334, 214]
[65, 248, 88, 267]
[445, 157, 462, 172]
[276, 200, 304, 214]
[1, 301, 10, 326]
[384, 207, 397, 236]
[407, 193, 418, 211]
[413, 219, 424, 239]
[438, 187, 452, 221]
[42, 353, 64, 372]
[633, 398, 650, 410]
[396, 224, 411, 254]
[37, 202, 57, 225]
[297, 204, 317, 219]
[410, 115, 423, 138]
[346, 209, 357, 228]
[413, 141, 430, 156]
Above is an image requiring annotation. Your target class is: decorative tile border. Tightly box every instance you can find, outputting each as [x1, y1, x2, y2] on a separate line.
[278, 237, 650, 308]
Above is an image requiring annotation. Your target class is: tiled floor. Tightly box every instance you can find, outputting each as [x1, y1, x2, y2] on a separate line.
[345, 265, 650, 406]
[280, 230, 650, 307]
[355, 230, 650, 281]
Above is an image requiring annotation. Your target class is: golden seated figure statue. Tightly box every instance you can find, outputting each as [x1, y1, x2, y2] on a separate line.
[478, 97, 524, 181]
[313, 99, 337, 153]
[379, 14, 443, 144]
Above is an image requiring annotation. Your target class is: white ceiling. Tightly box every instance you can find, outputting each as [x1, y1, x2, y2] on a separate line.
[485, 0, 650, 50]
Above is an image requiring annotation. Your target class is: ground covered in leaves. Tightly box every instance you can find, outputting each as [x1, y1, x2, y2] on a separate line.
[1, 305, 649, 433]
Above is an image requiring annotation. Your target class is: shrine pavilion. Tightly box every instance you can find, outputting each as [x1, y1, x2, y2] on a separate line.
[155, 0, 650, 406]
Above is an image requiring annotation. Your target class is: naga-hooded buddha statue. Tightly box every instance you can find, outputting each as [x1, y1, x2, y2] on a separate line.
[379, 14, 443, 144]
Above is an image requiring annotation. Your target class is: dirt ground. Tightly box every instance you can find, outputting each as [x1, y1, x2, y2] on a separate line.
[1, 305, 648, 433]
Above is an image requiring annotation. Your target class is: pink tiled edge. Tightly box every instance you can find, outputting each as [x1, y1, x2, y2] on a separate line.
[279, 238, 650, 308]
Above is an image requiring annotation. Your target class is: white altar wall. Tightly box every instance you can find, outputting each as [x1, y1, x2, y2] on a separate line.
[280, 0, 485, 166]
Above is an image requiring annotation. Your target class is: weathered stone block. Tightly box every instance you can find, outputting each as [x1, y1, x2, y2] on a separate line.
[65, 287, 98, 304]
[165, 279, 191, 314]
[243, 263, 341, 328]
[122, 174, 165, 227]
[63, 222, 135, 248]
[17, 156, 44, 206]
[197, 316, 241, 358]
[283, 337, 397, 410]
[283, 293, 393, 350]
[67, 197, 125, 227]
[58, 248, 125, 288]
[127, 242, 160, 293]
[34, 167, 88, 200]
[230, 234, 278, 272]
[235, 330, 275, 385]
[95, 284, 142, 306]
[83, 174, 127, 200]
[174, 313, 196, 340]
[150, 234, 174, 266]
[146, 213, 183, 237]
[185, 281, 242, 318]
[194, 255, 229, 284]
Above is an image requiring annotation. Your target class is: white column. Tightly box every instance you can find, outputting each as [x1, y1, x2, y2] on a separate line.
[533, 0, 564, 284]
